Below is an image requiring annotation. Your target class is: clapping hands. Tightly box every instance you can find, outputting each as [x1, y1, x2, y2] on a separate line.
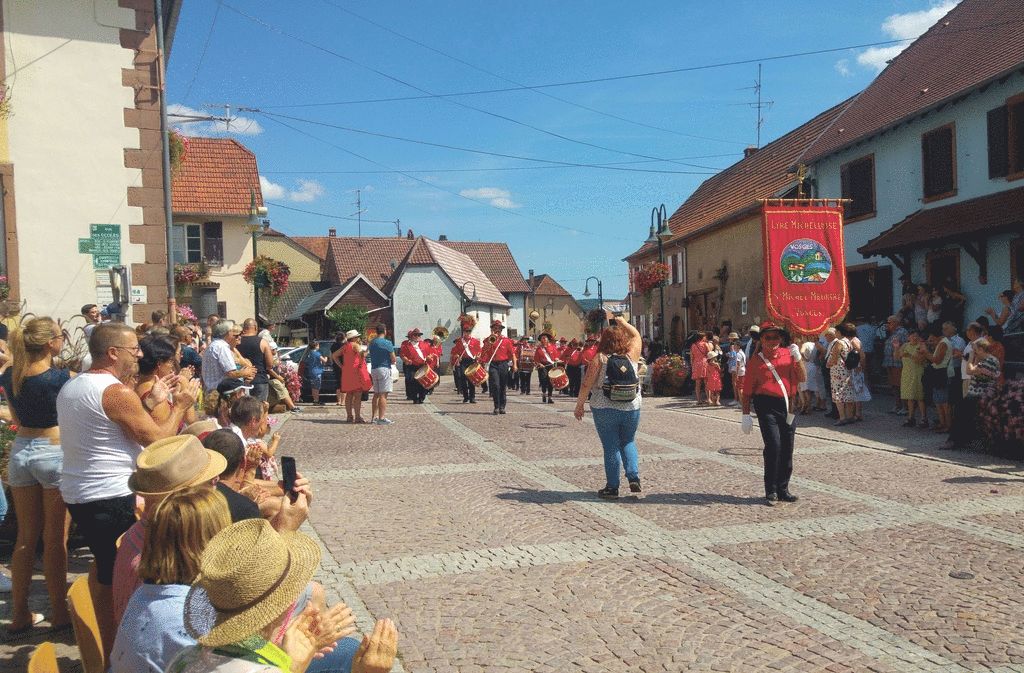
[352, 619, 399, 673]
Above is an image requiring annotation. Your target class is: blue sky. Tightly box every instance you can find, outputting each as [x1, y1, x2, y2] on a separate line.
[166, 0, 959, 299]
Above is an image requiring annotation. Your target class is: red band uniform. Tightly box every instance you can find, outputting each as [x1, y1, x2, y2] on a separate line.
[516, 339, 535, 395]
[451, 332, 482, 403]
[480, 322, 517, 414]
[400, 333, 429, 404]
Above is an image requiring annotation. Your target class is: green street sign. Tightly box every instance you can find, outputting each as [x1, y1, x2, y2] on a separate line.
[81, 224, 121, 269]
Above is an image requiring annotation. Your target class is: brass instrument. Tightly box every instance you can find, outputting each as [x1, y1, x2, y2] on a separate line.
[433, 325, 450, 341]
[486, 335, 498, 345]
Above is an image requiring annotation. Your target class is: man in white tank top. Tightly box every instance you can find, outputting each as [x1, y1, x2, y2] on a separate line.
[57, 323, 199, 652]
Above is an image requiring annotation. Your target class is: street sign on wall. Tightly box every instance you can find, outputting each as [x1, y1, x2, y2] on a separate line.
[89, 224, 121, 269]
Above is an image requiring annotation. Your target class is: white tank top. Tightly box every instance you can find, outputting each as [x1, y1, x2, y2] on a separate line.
[57, 371, 144, 504]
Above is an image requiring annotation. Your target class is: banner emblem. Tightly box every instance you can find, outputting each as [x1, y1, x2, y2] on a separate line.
[762, 201, 849, 335]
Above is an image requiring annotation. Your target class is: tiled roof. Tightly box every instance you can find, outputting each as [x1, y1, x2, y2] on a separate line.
[286, 285, 343, 321]
[324, 237, 415, 289]
[858, 187, 1024, 256]
[528, 274, 572, 297]
[293, 236, 331, 260]
[267, 280, 324, 324]
[803, 0, 1024, 162]
[389, 238, 510, 307]
[171, 137, 263, 215]
[625, 98, 854, 261]
[439, 241, 532, 294]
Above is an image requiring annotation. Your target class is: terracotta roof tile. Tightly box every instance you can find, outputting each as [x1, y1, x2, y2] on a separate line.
[171, 137, 263, 215]
[625, 98, 853, 261]
[439, 241, 532, 294]
[804, 0, 1024, 162]
[859, 186, 1024, 256]
[528, 274, 572, 297]
[292, 236, 331, 260]
[324, 237, 415, 289]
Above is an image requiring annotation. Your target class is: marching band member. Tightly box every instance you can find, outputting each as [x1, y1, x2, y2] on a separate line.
[480, 320, 517, 414]
[399, 328, 428, 404]
[534, 332, 558, 404]
[451, 316, 480, 404]
[516, 336, 535, 395]
[399, 330, 414, 401]
[425, 335, 443, 396]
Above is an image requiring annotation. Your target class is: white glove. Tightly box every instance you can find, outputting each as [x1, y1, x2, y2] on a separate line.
[741, 414, 753, 435]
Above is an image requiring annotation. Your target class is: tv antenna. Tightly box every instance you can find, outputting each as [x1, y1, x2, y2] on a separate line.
[736, 64, 774, 148]
[350, 189, 367, 238]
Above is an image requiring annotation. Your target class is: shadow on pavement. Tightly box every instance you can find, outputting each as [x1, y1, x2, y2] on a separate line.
[495, 486, 763, 507]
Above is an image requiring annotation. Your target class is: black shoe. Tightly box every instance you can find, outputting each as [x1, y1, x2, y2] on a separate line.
[628, 480, 641, 493]
[765, 492, 778, 507]
[778, 490, 799, 502]
[547, 397, 555, 404]
[493, 409, 499, 415]
[598, 487, 619, 499]
[499, 408, 506, 414]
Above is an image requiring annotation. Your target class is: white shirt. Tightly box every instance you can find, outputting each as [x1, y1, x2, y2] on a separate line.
[57, 371, 143, 504]
[733, 350, 747, 377]
[961, 340, 975, 380]
[201, 338, 236, 392]
[855, 324, 876, 352]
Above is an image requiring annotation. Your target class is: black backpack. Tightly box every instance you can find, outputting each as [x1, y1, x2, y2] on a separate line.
[843, 347, 861, 370]
[603, 354, 640, 401]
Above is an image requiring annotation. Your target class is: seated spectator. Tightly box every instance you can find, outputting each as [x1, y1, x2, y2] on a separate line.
[0, 317, 72, 633]
[169, 518, 398, 673]
[137, 334, 197, 428]
[230, 395, 280, 482]
[111, 435, 227, 627]
[268, 354, 301, 413]
[57, 323, 200, 655]
[201, 320, 255, 393]
[110, 486, 232, 673]
[214, 378, 253, 430]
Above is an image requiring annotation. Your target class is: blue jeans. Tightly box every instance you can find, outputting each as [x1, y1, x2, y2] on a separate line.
[306, 636, 360, 673]
[591, 407, 641, 489]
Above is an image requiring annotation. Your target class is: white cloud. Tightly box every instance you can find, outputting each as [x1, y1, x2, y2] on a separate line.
[841, 1, 958, 73]
[260, 176, 325, 203]
[458, 187, 520, 208]
[168, 103, 264, 136]
[288, 179, 325, 203]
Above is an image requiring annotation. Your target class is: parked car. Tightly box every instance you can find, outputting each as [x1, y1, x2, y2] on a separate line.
[294, 340, 340, 402]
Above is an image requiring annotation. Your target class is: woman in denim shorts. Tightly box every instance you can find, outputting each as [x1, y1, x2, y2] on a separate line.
[0, 317, 72, 633]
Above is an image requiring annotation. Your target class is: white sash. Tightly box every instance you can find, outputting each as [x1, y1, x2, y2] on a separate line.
[536, 346, 554, 366]
[758, 352, 795, 425]
[411, 341, 425, 363]
[460, 338, 476, 360]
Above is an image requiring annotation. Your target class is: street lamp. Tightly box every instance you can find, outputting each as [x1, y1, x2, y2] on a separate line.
[246, 189, 269, 320]
[460, 280, 478, 316]
[583, 276, 604, 331]
[646, 203, 670, 350]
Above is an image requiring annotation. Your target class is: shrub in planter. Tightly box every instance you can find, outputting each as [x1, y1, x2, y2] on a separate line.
[978, 379, 1024, 459]
[651, 354, 689, 396]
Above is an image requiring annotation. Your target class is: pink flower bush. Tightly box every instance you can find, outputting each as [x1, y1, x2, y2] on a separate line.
[978, 379, 1024, 458]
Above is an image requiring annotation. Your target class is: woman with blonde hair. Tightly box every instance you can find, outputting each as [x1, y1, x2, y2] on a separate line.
[110, 485, 232, 673]
[0, 317, 72, 632]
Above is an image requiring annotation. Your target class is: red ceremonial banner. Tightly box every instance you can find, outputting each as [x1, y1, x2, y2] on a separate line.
[761, 201, 849, 336]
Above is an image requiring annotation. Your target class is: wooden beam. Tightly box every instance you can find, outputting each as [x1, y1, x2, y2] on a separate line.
[885, 252, 911, 279]
[961, 239, 988, 284]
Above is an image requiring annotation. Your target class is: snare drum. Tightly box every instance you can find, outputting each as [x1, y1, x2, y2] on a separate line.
[464, 361, 488, 385]
[548, 366, 569, 390]
[415, 365, 439, 390]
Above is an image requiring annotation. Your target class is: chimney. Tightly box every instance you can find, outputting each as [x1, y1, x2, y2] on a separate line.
[406, 229, 414, 240]
[744, 146, 758, 158]
[528, 269, 535, 287]
[328, 228, 336, 237]
[438, 234, 448, 241]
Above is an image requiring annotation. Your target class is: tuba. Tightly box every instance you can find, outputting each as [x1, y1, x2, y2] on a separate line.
[486, 335, 498, 345]
[433, 325, 450, 341]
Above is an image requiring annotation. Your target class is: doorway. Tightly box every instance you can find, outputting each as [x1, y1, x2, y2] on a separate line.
[847, 265, 893, 320]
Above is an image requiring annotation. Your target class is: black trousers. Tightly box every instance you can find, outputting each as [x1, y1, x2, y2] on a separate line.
[519, 368, 532, 394]
[489, 360, 510, 409]
[566, 365, 582, 397]
[66, 494, 137, 585]
[753, 394, 795, 495]
[456, 358, 476, 401]
[404, 365, 426, 403]
[949, 395, 978, 447]
[537, 366, 553, 396]
[404, 365, 415, 400]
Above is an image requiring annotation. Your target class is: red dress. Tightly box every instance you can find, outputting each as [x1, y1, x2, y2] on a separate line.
[705, 357, 723, 392]
[340, 342, 370, 393]
[690, 341, 708, 379]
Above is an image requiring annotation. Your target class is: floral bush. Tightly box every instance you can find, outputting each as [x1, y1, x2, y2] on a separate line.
[177, 304, 198, 323]
[243, 256, 290, 297]
[651, 354, 689, 396]
[978, 379, 1024, 458]
[276, 359, 302, 401]
[174, 263, 207, 286]
[634, 262, 670, 295]
[0, 275, 9, 301]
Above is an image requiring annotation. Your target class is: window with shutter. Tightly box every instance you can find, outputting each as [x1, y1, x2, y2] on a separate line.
[840, 155, 875, 221]
[203, 222, 224, 266]
[988, 105, 1009, 179]
[1009, 96, 1024, 176]
[921, 124, 956, 201]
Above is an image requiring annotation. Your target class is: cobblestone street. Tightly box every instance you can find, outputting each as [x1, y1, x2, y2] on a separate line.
[280, 387, 1024, 673]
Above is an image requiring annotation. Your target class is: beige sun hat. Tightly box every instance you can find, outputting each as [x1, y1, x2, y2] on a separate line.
[184, 519, 321, 647]
[345, 329, 361, 340]
[128, 435, 227, 503]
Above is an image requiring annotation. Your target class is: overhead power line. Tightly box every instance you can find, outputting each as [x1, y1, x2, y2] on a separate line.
[251, 16, 1024, 106]
[245, 109, 723, 174]
[316, 0, 740, 146]
[267, 201, 398, 224]
[260, 114, 637, 242]
[220, 1, 744, 163]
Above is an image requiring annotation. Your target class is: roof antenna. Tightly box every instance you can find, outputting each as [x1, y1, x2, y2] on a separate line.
[349, 189, 366, 239]
[737, 64, 774, 148]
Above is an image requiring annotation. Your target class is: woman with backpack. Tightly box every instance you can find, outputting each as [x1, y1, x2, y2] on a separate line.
[574, 316, 643, 499]
[826, 322, 857, 426]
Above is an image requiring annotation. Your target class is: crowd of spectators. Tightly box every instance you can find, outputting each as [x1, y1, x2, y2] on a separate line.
[0, 308, 398, 673]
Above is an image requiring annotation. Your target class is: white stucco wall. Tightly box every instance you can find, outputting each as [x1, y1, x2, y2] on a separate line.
[811, 71, 1024, 318]
[392, 266, 464, 363]
[4, 0, 144, 319]
[175, 215, 256, 320]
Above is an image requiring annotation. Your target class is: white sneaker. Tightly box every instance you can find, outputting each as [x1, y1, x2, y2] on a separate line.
[378, 418, 394, 425]
[0, 573, 12, 593]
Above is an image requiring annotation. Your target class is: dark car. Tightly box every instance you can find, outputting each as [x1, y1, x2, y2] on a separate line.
[290, 340, 341, 402]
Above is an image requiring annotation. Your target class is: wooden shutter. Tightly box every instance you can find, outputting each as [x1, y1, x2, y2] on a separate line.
[841, 156, 875, 220]
[987, 105, 1009, 179]
[922, 125, 955, 199]
[1010, 99, 1024, 175]
[203, 222, 224, 266]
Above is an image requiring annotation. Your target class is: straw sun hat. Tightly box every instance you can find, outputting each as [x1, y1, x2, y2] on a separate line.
[184, 519, 321, 647]
[128, 435, 227, 504]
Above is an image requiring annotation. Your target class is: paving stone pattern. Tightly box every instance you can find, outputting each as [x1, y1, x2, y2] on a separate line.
[283, 389, 1024, 672]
